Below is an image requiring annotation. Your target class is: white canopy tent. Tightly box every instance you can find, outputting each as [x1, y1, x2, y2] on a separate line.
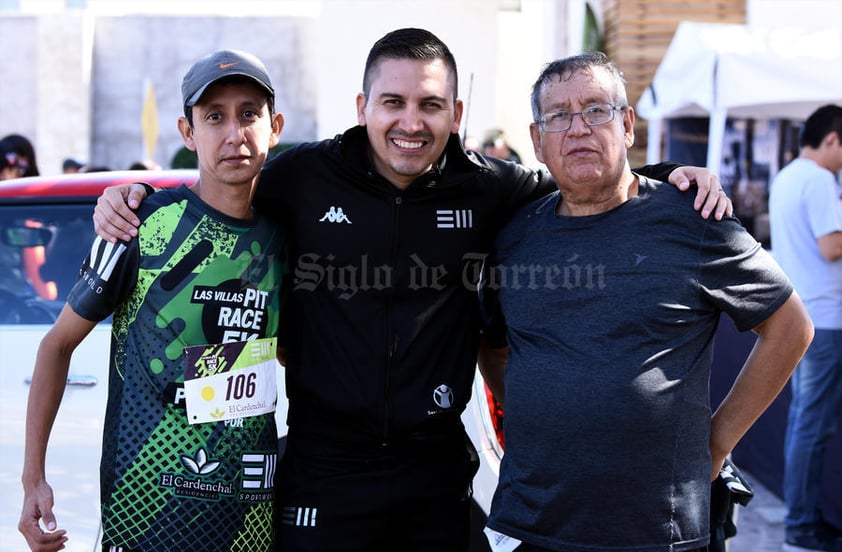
[637, 21, 842, 174]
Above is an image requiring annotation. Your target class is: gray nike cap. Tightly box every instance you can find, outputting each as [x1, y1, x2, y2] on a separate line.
[182, 49, 274, 110]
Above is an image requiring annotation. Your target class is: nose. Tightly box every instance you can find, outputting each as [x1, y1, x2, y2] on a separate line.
[397, 104, 425, 133]
[567, 112, 592, 136]
[224, 119, 247, 143]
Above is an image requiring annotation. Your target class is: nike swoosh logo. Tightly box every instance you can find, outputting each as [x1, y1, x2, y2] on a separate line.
[219, 62, 240, 69]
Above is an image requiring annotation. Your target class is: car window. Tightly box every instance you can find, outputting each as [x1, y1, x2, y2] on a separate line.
[0, 203, 96, 324]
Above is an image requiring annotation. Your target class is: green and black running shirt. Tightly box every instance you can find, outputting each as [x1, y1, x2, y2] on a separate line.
[67, 185, 286, 551]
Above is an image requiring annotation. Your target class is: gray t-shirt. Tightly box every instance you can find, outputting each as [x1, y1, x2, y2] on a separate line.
[485, 176, 793, 552]
[769, 157, 842, 329]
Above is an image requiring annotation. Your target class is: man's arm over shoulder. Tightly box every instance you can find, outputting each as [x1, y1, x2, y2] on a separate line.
[634, 162, 680, 183]
[476, 154, 554, 211]
[488, 159, 683, 208]
[709, 292, 813, 480]
[488, 157, 731, 219]
[636, 163, 733, 220]
[93, 183, 153, 243]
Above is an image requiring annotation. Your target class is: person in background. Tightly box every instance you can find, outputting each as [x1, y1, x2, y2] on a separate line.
[463, 134, 482, 154]
[62, 158, 85, 173]
[479, 52, 813, 552]
[482, 128, 521, 163]
[1, 139, 27, 180]
[1, 134, 40, 177]
[769, 104, 842, 552]
[91, 28, 732, 552]
[18, 49, 286, 552]
[129, 159, 162, 170]
[82, 165, 112, 173]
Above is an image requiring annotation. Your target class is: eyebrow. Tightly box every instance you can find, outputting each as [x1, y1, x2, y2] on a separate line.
[377, 92, 449, 104]
[199, 99, 266, 112]
[544, 97, 612, 112]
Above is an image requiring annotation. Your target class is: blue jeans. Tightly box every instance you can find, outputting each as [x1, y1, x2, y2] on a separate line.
[784, 328, 842, 530]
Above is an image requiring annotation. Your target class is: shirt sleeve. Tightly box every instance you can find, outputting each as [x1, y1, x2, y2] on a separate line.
[67, 236, 139, 322]
[633, 162, 681, 183]
[804, 175, 842, 238]
[698, 217, 793, 332]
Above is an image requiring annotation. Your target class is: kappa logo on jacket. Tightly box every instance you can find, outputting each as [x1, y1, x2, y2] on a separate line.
[436, 209, 473, 229]
[319, 206, 352, 224]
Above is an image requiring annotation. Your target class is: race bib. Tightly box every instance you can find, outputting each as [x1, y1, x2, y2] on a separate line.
[183, 337, 277, 425]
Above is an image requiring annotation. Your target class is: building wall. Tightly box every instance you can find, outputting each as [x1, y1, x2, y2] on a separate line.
[7, 0, 834, 175]
[87, 15, 318, 171]
[1, 13, 91, 174]
[2, 1, 541, 174]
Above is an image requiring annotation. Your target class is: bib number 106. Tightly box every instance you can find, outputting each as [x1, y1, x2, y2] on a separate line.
[226, 372, 257, 400]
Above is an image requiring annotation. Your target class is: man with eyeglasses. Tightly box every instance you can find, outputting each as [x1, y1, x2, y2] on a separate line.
[478, 52, 814, 552]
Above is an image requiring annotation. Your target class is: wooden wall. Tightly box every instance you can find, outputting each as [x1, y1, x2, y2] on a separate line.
[602, 0, 746, 167]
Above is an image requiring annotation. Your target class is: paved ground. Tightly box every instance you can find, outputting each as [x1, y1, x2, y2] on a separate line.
[728, 472, 787, 552]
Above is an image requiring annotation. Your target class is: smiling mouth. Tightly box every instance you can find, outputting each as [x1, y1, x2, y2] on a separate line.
[391, 137, 426, 150]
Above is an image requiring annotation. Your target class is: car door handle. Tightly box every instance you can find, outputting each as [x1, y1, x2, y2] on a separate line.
[24, 375, 98, 387]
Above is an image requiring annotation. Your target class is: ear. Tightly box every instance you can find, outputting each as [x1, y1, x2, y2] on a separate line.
[269, 112, 285, 149]
[178, 117, 197, 152]
[356, 93, 367, 126]
[824, 130, 841, 148]
[529, 123, 545, 164]
[623, 106, 636, 149]
[451, 99, 464, 135]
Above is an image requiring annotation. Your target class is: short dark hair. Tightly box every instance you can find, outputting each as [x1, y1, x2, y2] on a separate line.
[530, 52, 628, 122]
[800, 104, 842, 149]
[362, 28, 459, 102]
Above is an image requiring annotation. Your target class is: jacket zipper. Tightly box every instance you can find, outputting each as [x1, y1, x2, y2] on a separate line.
[382, 193, 403, 446]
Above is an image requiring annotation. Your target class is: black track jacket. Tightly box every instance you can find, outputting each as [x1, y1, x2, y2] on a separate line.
[255, 125, 676, 448]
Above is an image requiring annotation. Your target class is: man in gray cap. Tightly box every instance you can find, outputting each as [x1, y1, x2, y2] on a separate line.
[19, 49, 287, 552]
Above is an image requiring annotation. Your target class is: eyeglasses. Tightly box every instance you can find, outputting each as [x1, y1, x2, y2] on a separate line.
[536, 104, 625, 133]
